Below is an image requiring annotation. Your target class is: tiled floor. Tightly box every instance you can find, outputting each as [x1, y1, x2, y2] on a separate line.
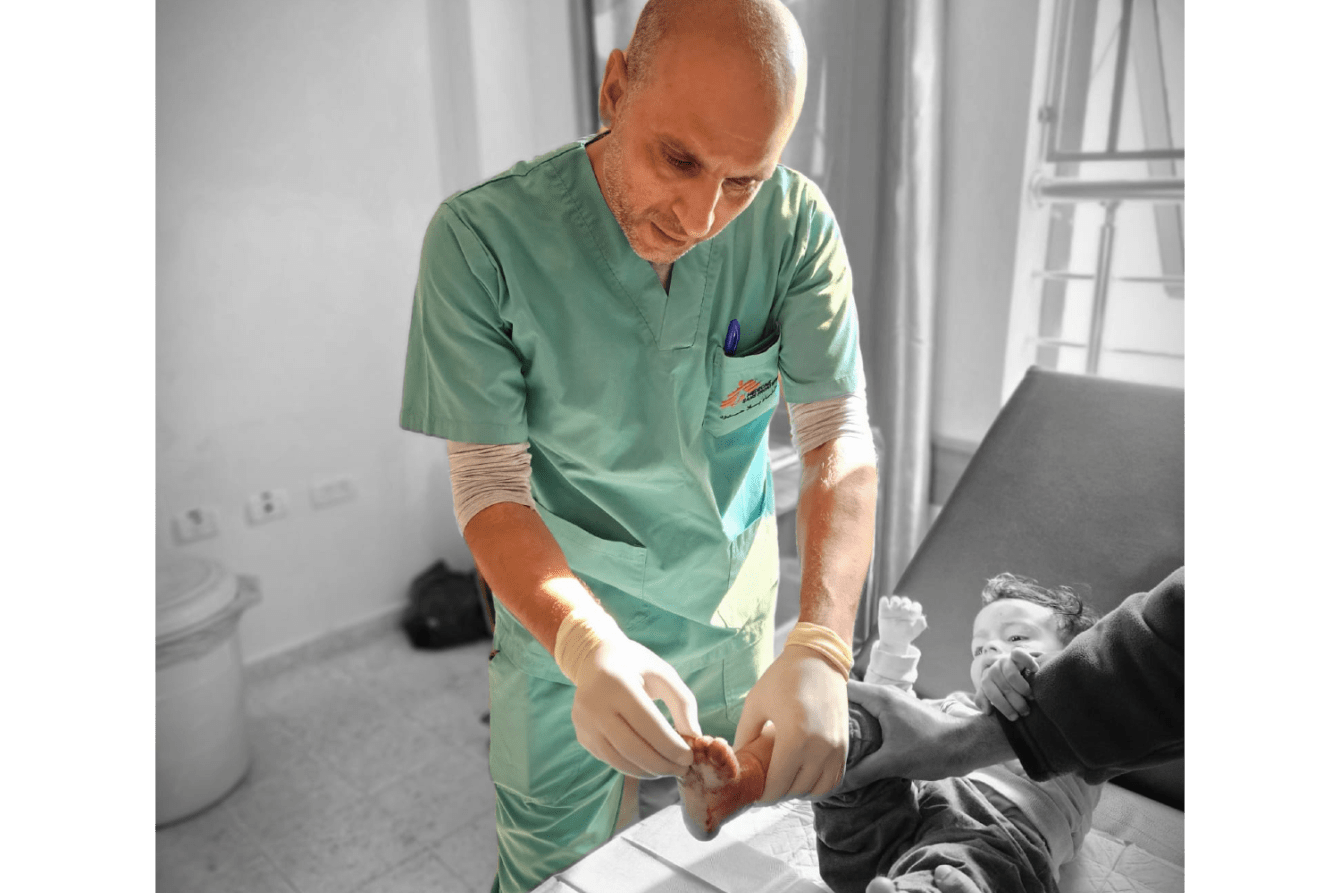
[156, 630, 499, 893]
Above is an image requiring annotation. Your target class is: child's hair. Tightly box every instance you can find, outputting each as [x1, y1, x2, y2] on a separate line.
[981, 574, 1100, 644]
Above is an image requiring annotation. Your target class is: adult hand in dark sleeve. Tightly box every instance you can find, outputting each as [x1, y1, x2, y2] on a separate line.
[1000, 567, 1184, 783]
[832, 681, 1016, 790]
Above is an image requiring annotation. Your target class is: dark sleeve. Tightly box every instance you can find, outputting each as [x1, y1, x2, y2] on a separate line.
[1000, 567, 1184, 783]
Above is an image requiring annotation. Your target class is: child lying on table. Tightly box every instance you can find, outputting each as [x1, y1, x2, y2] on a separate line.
[672, 574, 1102, 893]
[813, 575, 1103, 893]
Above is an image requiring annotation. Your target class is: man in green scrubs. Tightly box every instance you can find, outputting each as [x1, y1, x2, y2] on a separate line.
[400, 1, 878, 890]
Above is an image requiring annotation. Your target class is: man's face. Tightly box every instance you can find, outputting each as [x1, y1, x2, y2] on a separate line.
[967, 599, 1068, 693]
[592, 34, 798, 266]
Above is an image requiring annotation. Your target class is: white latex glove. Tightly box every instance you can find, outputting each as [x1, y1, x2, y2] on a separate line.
[734, 644, 848, 802]
[570, 634, 702, 779]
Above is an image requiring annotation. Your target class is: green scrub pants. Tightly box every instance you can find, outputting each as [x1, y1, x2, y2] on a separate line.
[486, 613, 774, 893]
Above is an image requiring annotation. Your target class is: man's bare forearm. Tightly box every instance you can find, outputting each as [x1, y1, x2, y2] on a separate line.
[841, 681, 1019, 789]
[794, 437, 878, 644]
[939, 712, 1018, 779]
[463, 501, 599, 654]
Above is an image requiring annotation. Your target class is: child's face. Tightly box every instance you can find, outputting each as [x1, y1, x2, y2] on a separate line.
[968, 599, 1068, 693]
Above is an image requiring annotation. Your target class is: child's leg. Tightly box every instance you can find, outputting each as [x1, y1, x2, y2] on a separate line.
[811, 774, 921, 893]
[847, 701, 882, 765]
[812, 702, 917, 893]
[877, 779, 1058, 893]
[881, 838, 1051, 893]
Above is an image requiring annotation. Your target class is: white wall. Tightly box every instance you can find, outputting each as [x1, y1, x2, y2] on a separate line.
[157, 0, 582, 663]
[933, 1, 1041, 446]
[156, 0, 1033, 661]
[468, 0, 584, 176]
[780, 1, 1040, 450]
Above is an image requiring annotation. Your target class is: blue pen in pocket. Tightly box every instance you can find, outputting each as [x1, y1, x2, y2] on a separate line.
[724, 319, 741, 356]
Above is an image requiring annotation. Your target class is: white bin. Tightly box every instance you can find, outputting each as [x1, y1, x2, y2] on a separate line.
[156, 554, 260, 826]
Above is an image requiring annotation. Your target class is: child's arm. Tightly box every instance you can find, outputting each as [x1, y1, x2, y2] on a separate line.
[863, 596, 927, 690]
[974, 648, 1043, 720]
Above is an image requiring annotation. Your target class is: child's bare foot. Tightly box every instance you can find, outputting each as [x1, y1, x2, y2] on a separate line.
[676, 723, 777, 840]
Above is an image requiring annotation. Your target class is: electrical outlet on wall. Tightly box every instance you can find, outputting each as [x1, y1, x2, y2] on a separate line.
[246, 488, 290, 525]
[310, 474, 356, 509]
[172, 506, 220, 544]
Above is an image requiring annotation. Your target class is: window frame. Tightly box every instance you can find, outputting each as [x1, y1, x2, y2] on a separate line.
[1002, 0, 1184, 398]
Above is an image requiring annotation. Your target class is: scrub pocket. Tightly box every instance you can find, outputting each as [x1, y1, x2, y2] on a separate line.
[534, 502, 647, 599]
[705, 332, 781, 436]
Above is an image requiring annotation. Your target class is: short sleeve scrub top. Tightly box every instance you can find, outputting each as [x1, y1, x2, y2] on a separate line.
[400, 134, 864, 892]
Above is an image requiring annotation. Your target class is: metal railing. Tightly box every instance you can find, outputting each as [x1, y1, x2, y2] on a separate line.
[1028, 175, 1183, 374]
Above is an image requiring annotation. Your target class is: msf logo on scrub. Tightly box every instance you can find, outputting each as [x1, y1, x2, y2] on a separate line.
[721, 379, 766, 408]
[717, 376, 779, 425]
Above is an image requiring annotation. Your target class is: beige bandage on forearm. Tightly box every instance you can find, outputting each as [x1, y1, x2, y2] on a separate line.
[787, 386, 873, 457]
[446, 441, 535, 530]
[785, 622, 854, 680]
[553, 600, 626, 684]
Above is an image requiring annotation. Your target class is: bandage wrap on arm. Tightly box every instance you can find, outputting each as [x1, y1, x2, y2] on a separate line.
[787, 386, 873, 457]
[553, 600, 625, 683]
[784, 622, 854, 680]
[446, 440, 535, 530]
[448, 388, 872, 530]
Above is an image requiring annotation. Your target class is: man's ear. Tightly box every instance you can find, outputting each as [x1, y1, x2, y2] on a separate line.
[598, 48, 629, 129]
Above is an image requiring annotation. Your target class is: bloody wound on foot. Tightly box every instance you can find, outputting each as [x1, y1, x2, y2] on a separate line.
[676, 705, 882, 840]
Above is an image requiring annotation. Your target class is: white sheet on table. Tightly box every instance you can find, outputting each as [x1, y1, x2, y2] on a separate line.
[1089, 784, 1184, 867]
[1060, 784, 1184, 893]
[539, 782, 1184, 893]
[545, 801, 826, 893]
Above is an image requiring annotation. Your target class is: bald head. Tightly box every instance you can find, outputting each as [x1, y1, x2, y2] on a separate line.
[587, 0, 809, 266]
[614, 0, 807, 126]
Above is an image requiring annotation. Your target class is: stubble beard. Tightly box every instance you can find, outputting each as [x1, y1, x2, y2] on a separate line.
[602, 133, 692, 266]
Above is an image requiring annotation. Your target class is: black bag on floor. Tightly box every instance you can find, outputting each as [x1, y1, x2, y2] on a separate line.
[401, 561, 494, 649]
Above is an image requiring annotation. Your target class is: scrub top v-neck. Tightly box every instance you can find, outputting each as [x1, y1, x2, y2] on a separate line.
[401, 136, 864, 673]
[567, 134, 712, 352]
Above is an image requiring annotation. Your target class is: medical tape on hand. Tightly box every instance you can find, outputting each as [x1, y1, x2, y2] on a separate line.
[553, 600, 625, 684]
[784, 622, 854, 680]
